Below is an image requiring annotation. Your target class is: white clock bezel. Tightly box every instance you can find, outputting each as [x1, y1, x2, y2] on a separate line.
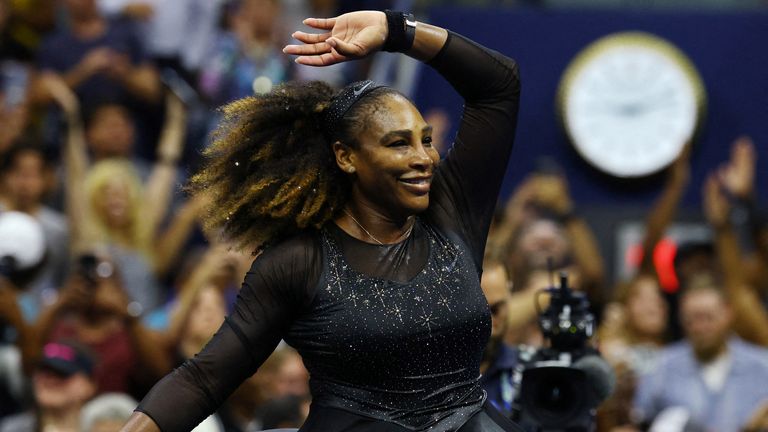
[557, 32, 706, 178]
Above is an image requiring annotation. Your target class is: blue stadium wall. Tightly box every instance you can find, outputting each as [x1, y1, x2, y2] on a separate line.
[414, 8, 768, 208]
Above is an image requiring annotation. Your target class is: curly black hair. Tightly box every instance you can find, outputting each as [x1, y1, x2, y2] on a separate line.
[188, 80, 400, 252]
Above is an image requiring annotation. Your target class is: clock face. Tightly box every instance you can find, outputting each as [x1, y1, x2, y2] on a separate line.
[559, 32, 705, 178]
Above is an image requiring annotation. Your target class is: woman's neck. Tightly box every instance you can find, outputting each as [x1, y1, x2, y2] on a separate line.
[336, 203, 415, 245]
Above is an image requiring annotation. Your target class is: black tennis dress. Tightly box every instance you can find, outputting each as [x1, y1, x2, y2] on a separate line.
[137, 30, 521, 432]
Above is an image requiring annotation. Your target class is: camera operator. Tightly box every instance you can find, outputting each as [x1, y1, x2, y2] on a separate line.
[480, 258, 520, 417]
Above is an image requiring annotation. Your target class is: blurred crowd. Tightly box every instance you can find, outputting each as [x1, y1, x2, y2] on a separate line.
[0, 0, 767, 431]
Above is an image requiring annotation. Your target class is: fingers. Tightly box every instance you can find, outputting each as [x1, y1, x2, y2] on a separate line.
[291, 31, 331, 44]
[295, 51, 347, 67]
[283, 41, 333, 56]
[302, 17, 336, 30]
[328, 37, 367, 57]
[284, 36, 350, 67]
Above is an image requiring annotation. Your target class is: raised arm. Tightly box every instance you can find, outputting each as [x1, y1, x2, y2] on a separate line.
[144, 91, 187, 272]
[152, 195, 206, 278]
[637, 145, 690, 277]
[717, 137, 768, 296]
[703, 173, 768, 346]
[41, 73, 92, 253]
[286, 11, 521, 267]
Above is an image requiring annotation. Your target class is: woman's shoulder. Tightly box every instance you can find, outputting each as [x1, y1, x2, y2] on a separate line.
[244, 229, 324, 288]
[237, 229, 324, 310]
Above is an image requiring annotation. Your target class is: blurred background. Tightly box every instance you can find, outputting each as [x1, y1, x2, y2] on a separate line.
[0, 0, 766, 431]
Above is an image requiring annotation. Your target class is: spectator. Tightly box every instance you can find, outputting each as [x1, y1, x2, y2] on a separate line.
[166, 264, 228, 362]
[0, 140, 69, 316]
[479, 258, 519, 417]
[15, 253, 172, 398]
[714, 137, 768, 302]
[0, 340, 97, 432]
[0, 60, 32, 157]
[198, 0, 291, 107]
[633, 277, 768, 431]
[161, 249, 232, 432]
[80, 392, 137, 432]
[43, 74, 199, 313]
[489, 171, 605, 314]
[97, 0, 225, 81]
[702, 161, 768, 346]
[34, 0, 161, 107]
[599, 145, 690, 374]
[487, 172, 604, 347]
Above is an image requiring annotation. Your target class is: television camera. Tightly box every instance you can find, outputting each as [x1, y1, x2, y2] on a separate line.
[510, 272, 615, 432]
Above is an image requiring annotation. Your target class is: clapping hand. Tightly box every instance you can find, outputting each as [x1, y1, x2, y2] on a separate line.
[283, 11, 388, 66]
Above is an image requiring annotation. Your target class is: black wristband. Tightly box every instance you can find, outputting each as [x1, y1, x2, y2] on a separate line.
[382, 10, 416, 52]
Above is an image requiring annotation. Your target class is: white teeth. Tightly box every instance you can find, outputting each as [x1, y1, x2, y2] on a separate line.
[400, 178, 429, 184]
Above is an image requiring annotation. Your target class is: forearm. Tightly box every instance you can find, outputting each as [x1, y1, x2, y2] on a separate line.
[121, 412, 160, 432]
[638, 180, 686, 275]
[713, 224, 746, 289]
[566, 218, 606, 290]
[143, 163, 177, 241]
[64, 116, 90, 251]
[153, 201, 199, 276]
[406, 22, 448, 62]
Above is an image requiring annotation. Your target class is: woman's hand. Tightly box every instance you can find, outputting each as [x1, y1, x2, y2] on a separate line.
[283, 11, 388, 66]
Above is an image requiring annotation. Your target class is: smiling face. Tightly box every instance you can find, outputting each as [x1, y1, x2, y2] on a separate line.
[335, 93, 439, 220]
[96, 178, 132, 228]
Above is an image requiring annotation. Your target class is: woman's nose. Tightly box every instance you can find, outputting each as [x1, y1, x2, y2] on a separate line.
[410, 143, 433, 168]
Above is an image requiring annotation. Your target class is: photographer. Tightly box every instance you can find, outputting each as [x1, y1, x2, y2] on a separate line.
[8, 253, 171, 399]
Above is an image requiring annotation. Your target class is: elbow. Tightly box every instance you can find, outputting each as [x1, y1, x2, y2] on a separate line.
[492, 56, 521, 101]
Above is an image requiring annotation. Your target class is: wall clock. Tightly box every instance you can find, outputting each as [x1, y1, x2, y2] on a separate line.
[557, 32, 706, 178]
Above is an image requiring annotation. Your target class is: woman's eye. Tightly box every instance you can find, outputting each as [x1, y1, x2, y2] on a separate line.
[388, 140, 407, 147]
[422, 136, 433, 146]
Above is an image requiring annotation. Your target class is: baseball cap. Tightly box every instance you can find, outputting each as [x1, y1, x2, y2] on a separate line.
[38, 341, 95, 377]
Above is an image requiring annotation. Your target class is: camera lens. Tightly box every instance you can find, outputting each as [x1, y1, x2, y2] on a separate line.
[521, 366, 588, 427]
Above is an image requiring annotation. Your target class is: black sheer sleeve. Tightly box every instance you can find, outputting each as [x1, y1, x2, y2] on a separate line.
[426, 31, 521, 271]
[136, 232, 322, 432]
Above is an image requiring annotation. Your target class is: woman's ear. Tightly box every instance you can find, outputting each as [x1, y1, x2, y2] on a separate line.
[332, 141, 356, 174]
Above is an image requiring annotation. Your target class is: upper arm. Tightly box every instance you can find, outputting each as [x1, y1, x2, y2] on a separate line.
[427, 33, 521, 266]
